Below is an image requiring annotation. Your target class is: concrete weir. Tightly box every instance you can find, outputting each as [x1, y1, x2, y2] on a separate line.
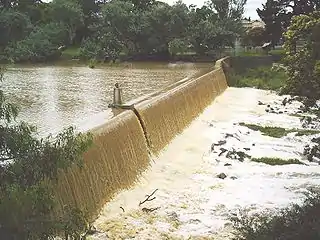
[53, 57, 230, 220]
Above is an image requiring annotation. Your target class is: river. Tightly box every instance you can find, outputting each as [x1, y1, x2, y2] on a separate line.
[2, 62, 211, 136]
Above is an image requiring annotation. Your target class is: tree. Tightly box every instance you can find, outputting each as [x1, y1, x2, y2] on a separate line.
[168, 38, 188, 56]
[188, 0, 247, 55]
[0, 67, 93, 238]
[145, 0, 190, 56]
[208, 0, 247, 22]
[242, 27, 266, 47]
[257, 0, 320, 46]
[282, 11, 320, 99]
[74, 0, 100, 44]
[6, 22, 68, 62]
[49, 0, 84, 45]
[0, 9, 32, 50]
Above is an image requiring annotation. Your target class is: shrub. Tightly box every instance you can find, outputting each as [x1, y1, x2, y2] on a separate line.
[168, 38, 188, 56]
[282, 11, 320, 99]
[230, 190, 320, 240]
[0, 67, 93, 238]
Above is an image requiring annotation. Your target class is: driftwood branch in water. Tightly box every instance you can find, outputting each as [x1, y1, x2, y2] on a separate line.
[139, 189, 158, 206]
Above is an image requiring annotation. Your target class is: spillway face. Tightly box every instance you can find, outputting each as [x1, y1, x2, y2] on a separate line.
[52, 58, 229, 220]
[135, 66, 228, 154]
[53, 111, 150, 219]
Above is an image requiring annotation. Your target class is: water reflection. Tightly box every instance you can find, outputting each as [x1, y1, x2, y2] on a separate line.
[3, 63, 211, 135]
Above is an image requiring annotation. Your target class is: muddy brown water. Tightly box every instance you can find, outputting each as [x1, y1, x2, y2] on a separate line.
[3, 62, 212, 135]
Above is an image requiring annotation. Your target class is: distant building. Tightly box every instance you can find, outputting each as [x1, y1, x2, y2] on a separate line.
[242, 19, 265, 30]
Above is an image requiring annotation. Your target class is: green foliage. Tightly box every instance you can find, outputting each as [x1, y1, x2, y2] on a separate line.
[257, 0, 320, 46]
[229, 66, 286, 90]
[79, 38, 102, 60]
[49, 0, 84, 45]
[239, 123, 290, 138]
[5, 22, 68, 62]
[251, 157, 303, 165]
[168, 38, 188, 56]
[295, 129, 320, 136]
[231, 190, 320, 240]
[242, 27, 266, 47]
[282, 11, 320, 99]
[1, 0, 247, 62]
[239, 122, 320, 138]
[0, 8, 32, 50]
[0, 67, 93, 238]
[61, 46, 81, 60]
[188, 0, 246, 55]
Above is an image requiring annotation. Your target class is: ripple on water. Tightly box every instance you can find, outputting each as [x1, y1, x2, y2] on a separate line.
[4, 63, 210, 136]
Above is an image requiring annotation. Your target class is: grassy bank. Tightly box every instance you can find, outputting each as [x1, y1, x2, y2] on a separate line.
[251, 157, 303, 165]
[61, 47, 81, 60]
[239, 123, 320, 138]
[229, 66, 287, 91]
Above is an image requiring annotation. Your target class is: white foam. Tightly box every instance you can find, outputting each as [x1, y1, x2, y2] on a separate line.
[91, 87, 320, 239]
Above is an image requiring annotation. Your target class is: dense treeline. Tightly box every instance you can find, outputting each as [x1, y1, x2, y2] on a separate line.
[257, 0, 320, 46]
[0, 0, 247, 63]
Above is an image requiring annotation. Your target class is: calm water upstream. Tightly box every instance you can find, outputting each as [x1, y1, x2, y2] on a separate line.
[3, 62, 212, 135]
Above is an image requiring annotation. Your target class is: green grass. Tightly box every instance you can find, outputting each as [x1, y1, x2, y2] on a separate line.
[239, 123, 290, 138]
[236, 51, 267, 57]
[269, 48, 286, 55]
[295, 129, 320, 136]
[289, 113, 304, 118]
[234, 48, 285, 57]
[61, 46, 81, 59]
[229, 66, 287, 90]
[251, 157, 303, 165]
[239, 123, 320, 138]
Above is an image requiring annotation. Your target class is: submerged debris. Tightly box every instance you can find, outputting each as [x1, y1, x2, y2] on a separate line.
[225, 149, 250, 162]
[218, 148, 228, 156]
[211, 140, 227, 151]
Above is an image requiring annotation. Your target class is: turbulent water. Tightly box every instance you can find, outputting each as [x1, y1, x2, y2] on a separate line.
[91, 87, 320, 240]
[2, 62, 211, 135]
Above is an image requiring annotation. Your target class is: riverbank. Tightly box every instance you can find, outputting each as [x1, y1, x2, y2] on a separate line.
[1, 48, 285, 67]
[89, 87, 320, 240]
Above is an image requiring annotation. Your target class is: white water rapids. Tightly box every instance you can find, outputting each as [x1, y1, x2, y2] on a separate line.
[90, 87, 320, 240]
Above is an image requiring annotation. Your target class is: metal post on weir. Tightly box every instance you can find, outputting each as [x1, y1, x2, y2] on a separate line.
[108, 82, 123, 108]
[108, 83, 133, 110]
[113, 82, 122, 106]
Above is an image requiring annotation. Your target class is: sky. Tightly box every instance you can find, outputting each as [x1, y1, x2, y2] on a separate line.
[243, 0, 265, 19]
[163, 0, 265, 20]
[43, 0, 265, 20]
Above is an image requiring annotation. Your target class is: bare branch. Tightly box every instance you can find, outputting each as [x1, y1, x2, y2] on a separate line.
[139, 189, 158, 206]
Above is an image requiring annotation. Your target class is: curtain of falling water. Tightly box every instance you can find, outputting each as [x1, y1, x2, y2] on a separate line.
[135, 67, 228, 154]
[52, 60, 229, 220]
[53, 111, 150, 220]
